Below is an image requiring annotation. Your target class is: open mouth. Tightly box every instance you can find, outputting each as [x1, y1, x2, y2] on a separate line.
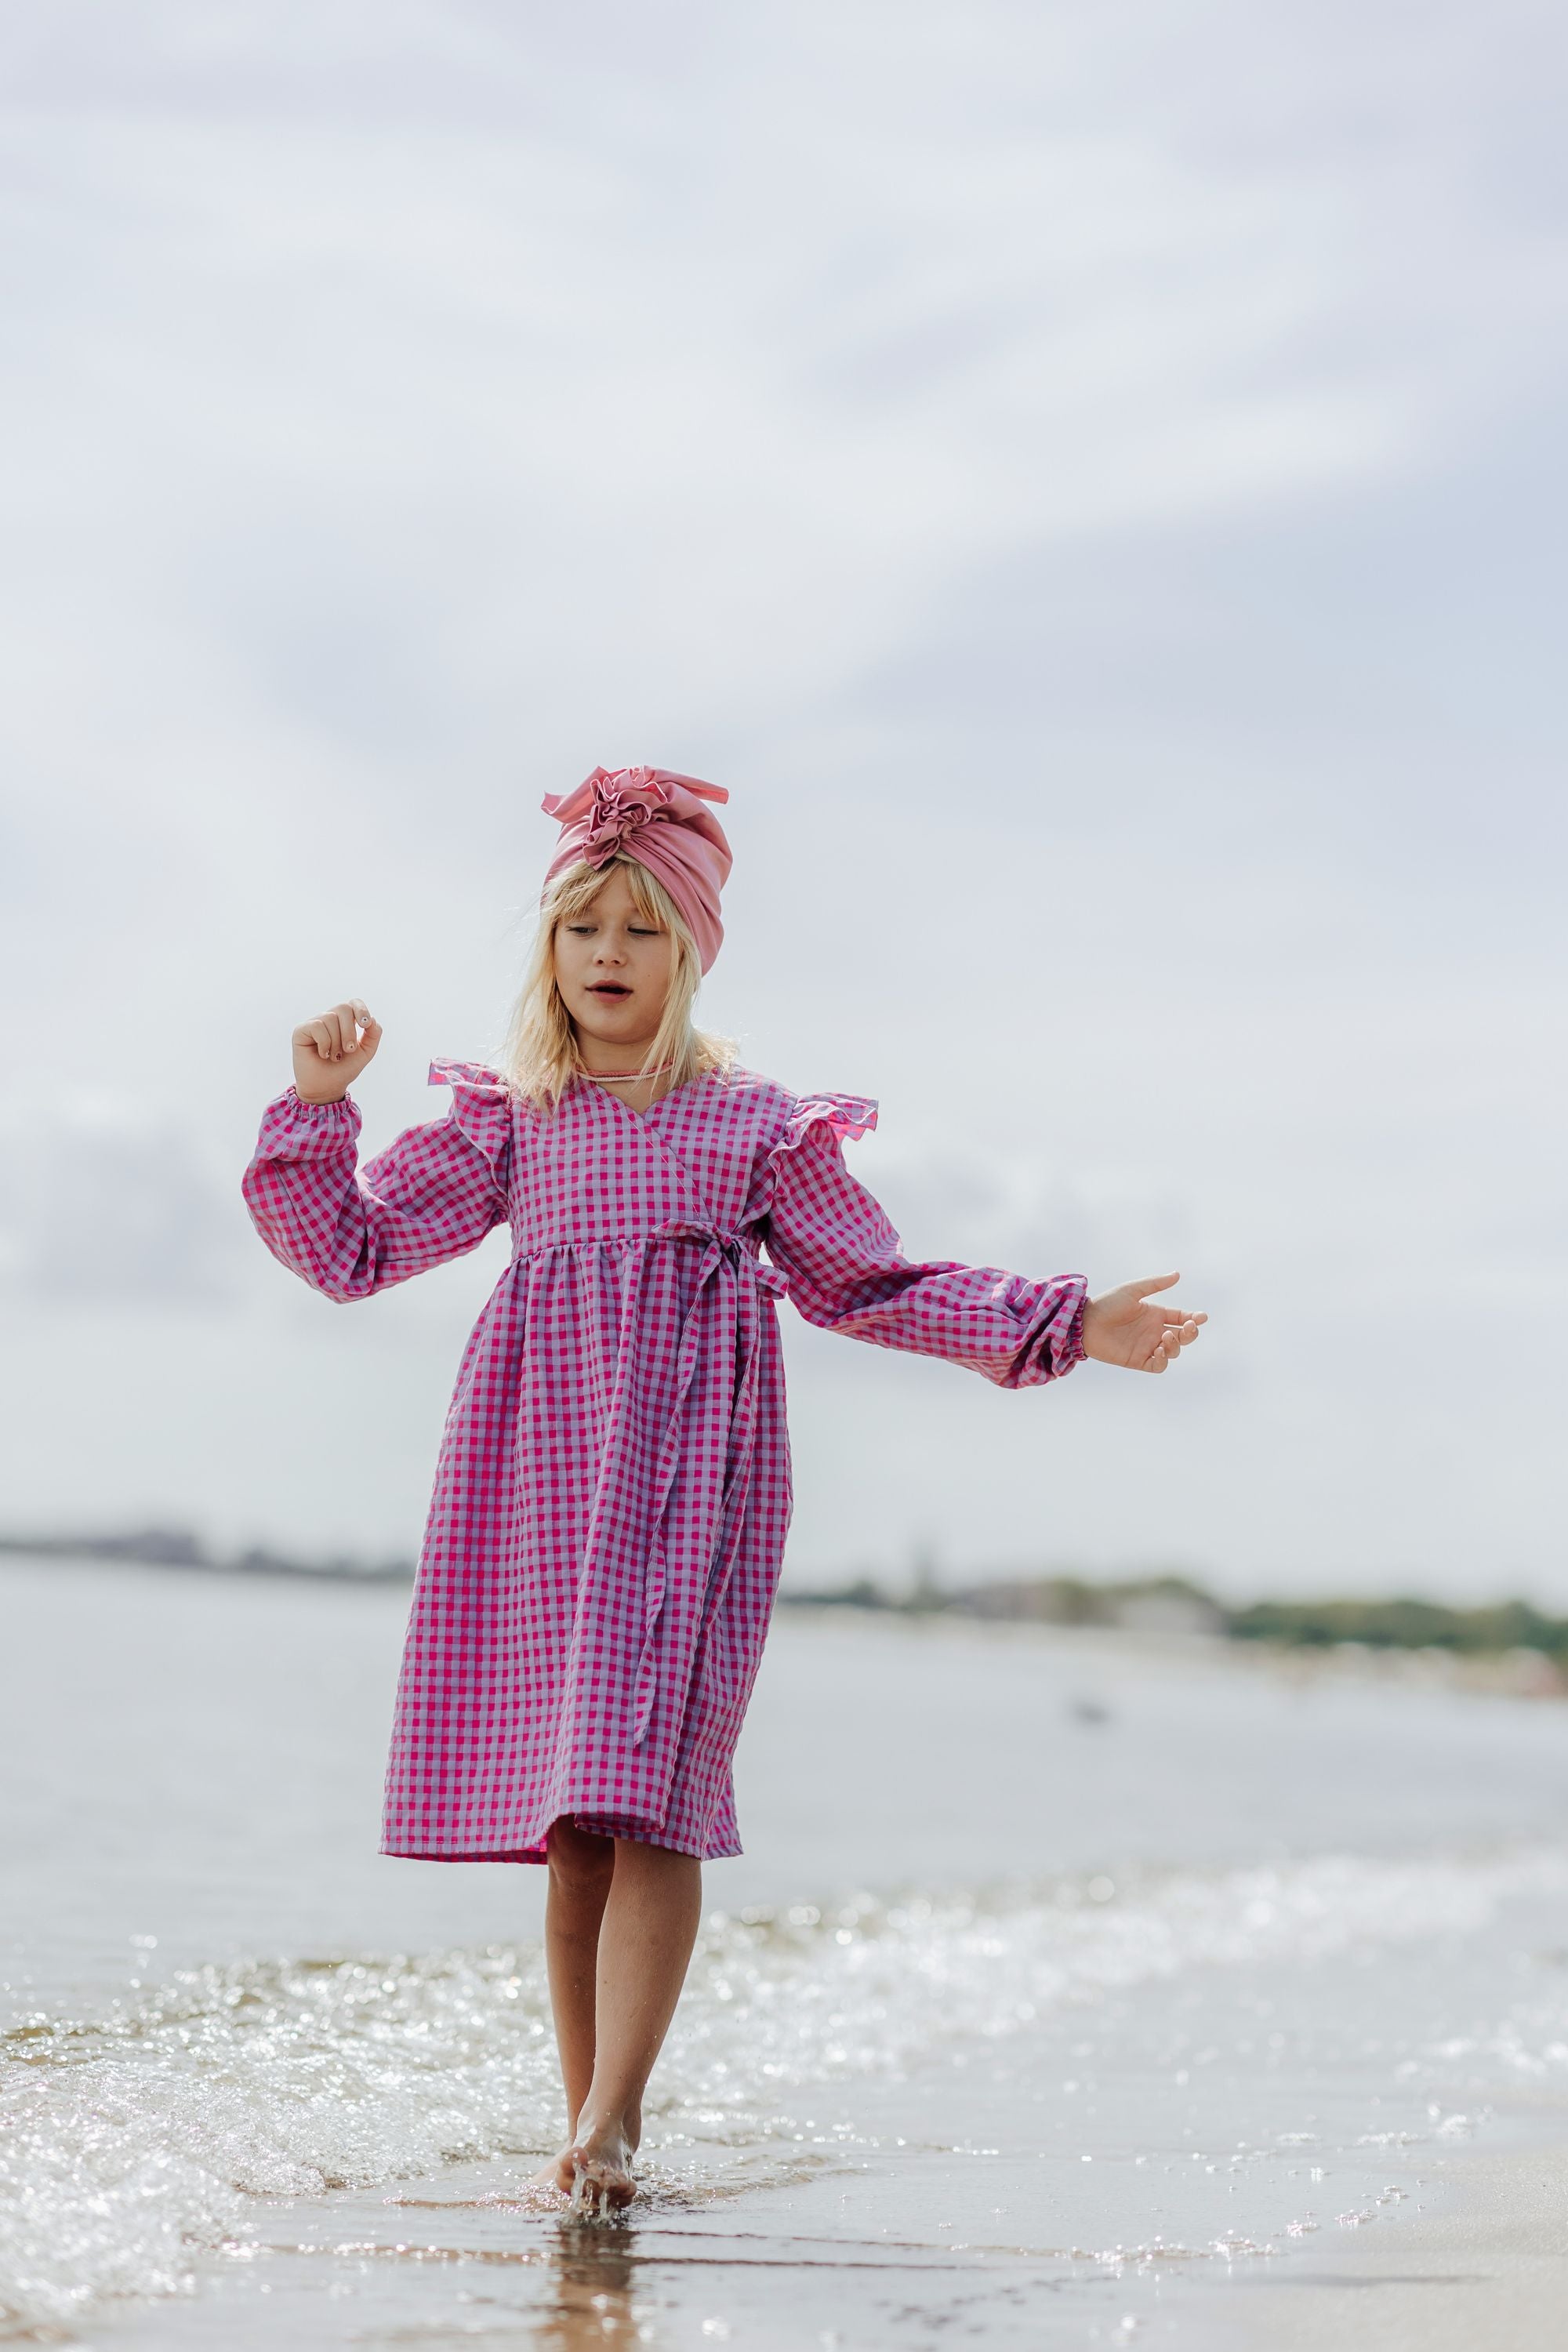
[588, 983, 632, 999]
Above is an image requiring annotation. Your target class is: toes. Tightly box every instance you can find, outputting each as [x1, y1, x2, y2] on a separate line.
[527, 2147, 579, 2198]
[565, 2143, 636, 2214]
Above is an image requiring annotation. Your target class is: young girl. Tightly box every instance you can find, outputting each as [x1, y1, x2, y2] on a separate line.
[242, 766, 1204, 2213]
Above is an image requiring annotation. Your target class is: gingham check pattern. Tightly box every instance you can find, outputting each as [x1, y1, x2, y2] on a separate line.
[242, 1064, 1087, 1861]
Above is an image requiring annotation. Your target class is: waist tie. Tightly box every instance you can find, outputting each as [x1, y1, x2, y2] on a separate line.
[629, 1225, 786, 1748]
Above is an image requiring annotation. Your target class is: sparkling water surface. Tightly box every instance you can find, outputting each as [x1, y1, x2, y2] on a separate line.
[5, 1555, 1568, 2348]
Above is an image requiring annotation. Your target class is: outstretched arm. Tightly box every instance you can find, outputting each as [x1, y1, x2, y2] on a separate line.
[764, 1109, 1206, 1387]
[764, 1112, 1086, 1388]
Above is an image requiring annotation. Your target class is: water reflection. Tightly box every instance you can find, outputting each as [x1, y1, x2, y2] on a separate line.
[533, 2216, 649, 2349]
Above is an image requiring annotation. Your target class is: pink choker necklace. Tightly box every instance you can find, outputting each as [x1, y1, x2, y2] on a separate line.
[577, 1060, 676, 1083]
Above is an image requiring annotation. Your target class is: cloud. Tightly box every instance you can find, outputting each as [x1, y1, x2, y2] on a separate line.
[6, 0, 1558, 782]
[0, 1121, 248, 1305]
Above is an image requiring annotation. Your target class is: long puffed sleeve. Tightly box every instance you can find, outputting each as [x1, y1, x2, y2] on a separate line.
[241, 1060, 514, 1301]
[763, 1094, 1087, 1388]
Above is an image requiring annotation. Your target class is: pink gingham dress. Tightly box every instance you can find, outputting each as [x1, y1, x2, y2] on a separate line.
[243, 1064, 1087, 1862]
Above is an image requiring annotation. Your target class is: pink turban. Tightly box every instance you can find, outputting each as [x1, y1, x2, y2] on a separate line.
[540, 767, 732, 973]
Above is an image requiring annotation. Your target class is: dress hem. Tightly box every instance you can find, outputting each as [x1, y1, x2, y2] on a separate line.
[381, 1816, 742, 1864]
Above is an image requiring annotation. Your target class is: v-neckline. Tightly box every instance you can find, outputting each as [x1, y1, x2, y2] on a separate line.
[585, 1073, 716, 1221]
[585, 1073, 702, 1125]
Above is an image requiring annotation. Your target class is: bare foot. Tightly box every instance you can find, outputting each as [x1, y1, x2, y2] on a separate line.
[527, 2146, 575, 2195]
[564, 2118, 637, 2213]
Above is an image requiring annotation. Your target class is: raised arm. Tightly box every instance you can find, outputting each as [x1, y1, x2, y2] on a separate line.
[761, 1098, 1087, 1388]
[241, 1004, 512, 1301]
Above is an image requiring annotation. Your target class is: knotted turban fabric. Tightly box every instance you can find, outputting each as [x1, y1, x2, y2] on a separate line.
[541, 767, 732, 973]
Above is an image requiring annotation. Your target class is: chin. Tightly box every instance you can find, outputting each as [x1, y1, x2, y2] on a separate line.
[575, 1015, 640, 1047]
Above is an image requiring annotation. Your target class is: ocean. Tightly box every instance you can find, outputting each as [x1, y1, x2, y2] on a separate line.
[5, 1553, 1568, 2348]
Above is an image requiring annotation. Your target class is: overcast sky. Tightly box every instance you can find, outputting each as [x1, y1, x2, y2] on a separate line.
[2, 0, 1564, 1599]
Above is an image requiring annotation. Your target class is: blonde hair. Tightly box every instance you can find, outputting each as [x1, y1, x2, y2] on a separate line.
[501, 855, 735, 1109]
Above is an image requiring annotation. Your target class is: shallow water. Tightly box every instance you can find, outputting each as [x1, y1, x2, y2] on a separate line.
[5, 1557, 1568, 2347]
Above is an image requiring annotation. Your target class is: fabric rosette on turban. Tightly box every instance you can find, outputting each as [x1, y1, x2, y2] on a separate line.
[541, 766, 732, 972]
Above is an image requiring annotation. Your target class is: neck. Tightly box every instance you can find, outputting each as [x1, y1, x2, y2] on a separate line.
[572, 1033, 664, 1077]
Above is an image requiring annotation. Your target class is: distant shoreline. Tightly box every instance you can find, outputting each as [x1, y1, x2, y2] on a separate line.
[778, 1571, 1568, 1694]
[0, 1530, 412, 1584]
[3, 1529, 1566, 1685]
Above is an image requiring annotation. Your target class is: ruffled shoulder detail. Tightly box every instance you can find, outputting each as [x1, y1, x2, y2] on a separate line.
[771, 1091, 880, 1157]
[427, 1059, 514, 1189]
[428, 1057, 509, 1093]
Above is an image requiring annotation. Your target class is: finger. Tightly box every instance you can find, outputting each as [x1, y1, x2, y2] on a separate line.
[357, 1013, 382, 1064]
[330, 1004, 358, 1060]
[350, 999, 373, 1045]
[1145, 1345, 1168, 1373]
[307, 1020, 336, 1061]
[1129, 1272, 1180, 1299]
[1159, 1307, 1207, 1327]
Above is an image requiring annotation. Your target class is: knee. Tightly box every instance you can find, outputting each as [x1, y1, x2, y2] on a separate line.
[546, 1817, 615, 1895]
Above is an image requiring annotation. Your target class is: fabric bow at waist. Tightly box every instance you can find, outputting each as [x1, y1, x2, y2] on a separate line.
[514, 1225, 789, 1303]
[641, 1220, 789, 1298]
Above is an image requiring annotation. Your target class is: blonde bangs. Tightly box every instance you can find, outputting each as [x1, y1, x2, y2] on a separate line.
[501, 856, 734, 1109]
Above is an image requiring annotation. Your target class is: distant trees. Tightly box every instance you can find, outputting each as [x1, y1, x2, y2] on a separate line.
[782, 1573, 1568, 1658]
[1225, 1595, 1568, 1658]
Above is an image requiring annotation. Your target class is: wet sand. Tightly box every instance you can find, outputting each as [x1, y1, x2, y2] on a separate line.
[1192, 2137, 1568, 2350]
[80, 2116, 1568, 2350]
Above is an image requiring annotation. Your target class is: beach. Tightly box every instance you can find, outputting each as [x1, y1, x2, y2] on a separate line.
[5, 1555, 1568, 2348]
[1195, 2143, 1568, 2348]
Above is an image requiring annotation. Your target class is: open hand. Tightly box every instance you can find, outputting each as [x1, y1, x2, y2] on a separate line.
[1082, 1272, 1206, 1375]
[291, 1000, 381, 1103]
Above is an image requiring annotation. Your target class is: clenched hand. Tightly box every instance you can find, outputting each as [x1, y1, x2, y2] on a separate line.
[292, 1000, 382, 1104]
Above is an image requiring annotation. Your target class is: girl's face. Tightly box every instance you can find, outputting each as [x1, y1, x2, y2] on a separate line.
[553, 865, 676, 1054]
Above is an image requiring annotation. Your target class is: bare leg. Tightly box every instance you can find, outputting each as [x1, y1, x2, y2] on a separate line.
[530, 1817, 615, 2189]
[567, 1837, 702, 2209]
